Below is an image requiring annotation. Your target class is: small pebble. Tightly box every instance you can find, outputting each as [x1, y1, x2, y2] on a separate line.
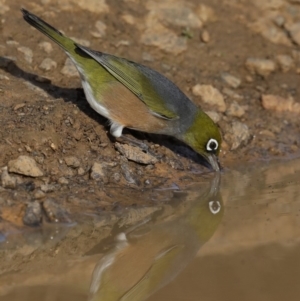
[90, 162, 108, 182]
[43, 198, 71, 223]
[34, 189, 46, 199]
[122, 14, 136, 25]
[256, 85, 266, 93]
[222, 88, 243, 100]
[245, 58, 276, 77]
[13, 103, 26, 111]
[38, 41, 53, 54]
[226, 101, 246, 118]
[23, 201, 42, 226]
[1, 169, 17, 189]
[58, 177, 69, 185]
[8, 156, 43, 177]
[40, 184, 56, 193]
[77, 167, 85, 176]
[192, 84, 226, 112]
[121, 163, 138, 185]
[50, 143, 57, 151]
[0, 74, 9, 80]
[91, 20, 107, 38]
[197, 4, 215, 23]
[275, 55, 294, 72]
[115, 143, 158, 165]
[115, 40, 130, 47]
[64, 156, 80, 168]
[201, 30, 210, 43]
[6, 40, 19, 46]
[17, 46, 33, 63]
[145, 164, 154, 170]
[221, 72, 241, 89]
[291, 145, 298, 152]
[261, 94, 300, 113]
[39, 58, 57, 71]
[140, 16, 188, 55]
[225, 121, 251, 150]
[34, 75, 51, 84]
[259, 130, 276, 139]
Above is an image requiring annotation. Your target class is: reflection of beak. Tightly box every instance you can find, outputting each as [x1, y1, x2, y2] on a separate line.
[206, 154, 221, 172]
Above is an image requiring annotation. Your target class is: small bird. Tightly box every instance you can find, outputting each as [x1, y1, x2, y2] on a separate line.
[21, 9, 222, 171]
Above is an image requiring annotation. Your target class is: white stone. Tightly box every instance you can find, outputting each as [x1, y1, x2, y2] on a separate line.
[262, 94, 300, 113]
[192, 84, 226, 112]
[39, 58, 57, 71]
[8, 156, 43, 177]
[226, 101, 246, 118]
[17, 46, 33, 63]
[38, 41, 53, 54]
[245, 58, 276, 77]
[221, 73, 241, 89]
[1, 168, 16, 189]
[276, 55, 294, 72]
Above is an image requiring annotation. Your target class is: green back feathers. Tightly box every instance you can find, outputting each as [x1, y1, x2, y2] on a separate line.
[74, 45, 179, 120]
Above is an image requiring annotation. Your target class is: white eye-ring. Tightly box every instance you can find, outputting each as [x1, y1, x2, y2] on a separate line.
[206, 138, 218, 152]
[209, 200, 221, 215]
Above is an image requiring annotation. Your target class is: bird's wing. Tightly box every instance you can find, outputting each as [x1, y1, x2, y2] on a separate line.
[120, 244, 184, 301]
[76, 45, 178, 120]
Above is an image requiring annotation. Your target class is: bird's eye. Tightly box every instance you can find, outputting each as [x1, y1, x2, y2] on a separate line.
[206, 138, 218, 152]
[209, 200, 221, 215]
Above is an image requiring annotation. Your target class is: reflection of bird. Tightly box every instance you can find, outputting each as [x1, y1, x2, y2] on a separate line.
[22, 9, 222, 171]
[88, 175, 223, 301]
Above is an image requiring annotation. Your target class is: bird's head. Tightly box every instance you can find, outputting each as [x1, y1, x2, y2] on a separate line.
[182, 111, 222, 171]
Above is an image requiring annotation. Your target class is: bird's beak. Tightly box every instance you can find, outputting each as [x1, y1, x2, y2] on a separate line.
[206, 154, 221, 172]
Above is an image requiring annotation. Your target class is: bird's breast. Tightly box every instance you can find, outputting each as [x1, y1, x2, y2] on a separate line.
[84, 78, 171, 134]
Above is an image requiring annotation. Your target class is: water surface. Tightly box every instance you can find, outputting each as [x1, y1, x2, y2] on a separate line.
[0, 157, 300, 301]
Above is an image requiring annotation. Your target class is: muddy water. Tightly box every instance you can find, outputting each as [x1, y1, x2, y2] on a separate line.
[0, 157, 300, 301]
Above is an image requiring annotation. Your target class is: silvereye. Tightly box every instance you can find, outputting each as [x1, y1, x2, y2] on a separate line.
[22, 9, 222, 171]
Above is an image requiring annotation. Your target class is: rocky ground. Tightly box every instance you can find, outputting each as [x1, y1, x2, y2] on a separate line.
[0, 0, 300, 231]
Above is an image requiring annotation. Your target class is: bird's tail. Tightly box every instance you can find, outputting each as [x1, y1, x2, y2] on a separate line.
[21, 8, 76, 55]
